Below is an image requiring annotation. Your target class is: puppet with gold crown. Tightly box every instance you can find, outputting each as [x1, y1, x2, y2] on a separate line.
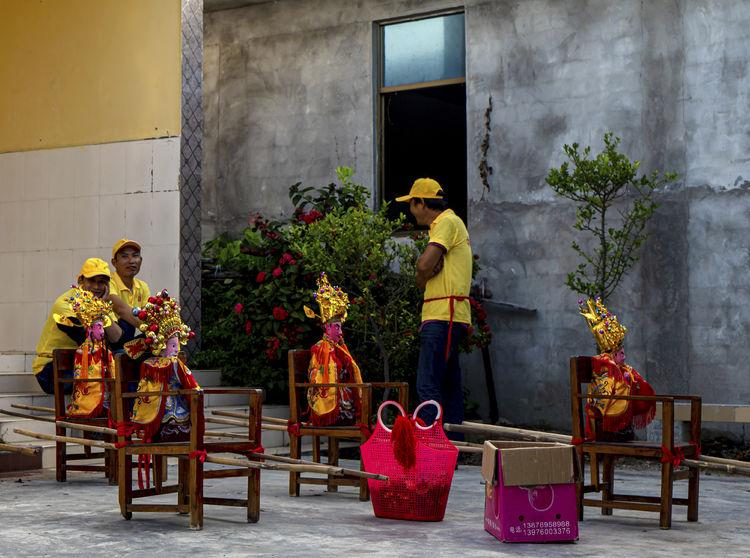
[579, 298, 656, 441]
[53, 288, 116, 418]
[303, 273, 363, 426]
[125, 290, 199, 442]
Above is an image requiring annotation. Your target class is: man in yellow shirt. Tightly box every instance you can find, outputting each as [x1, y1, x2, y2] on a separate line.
[396, 178, 473, 437]
[108, 238, 151, 344]
[33, 258, 123, 394]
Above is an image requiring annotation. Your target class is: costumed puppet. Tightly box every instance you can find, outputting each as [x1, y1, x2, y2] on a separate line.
[303, 273, 363, 426]
[124, 290, 199, 442]
[54, 288, 116, 418]
[579, 298, 656, 441]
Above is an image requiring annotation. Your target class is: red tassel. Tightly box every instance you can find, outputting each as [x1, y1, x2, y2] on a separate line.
[392, 415, 417, 470]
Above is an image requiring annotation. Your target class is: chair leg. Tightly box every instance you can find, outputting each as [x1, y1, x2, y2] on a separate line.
[327, 437, 339, 493]
[56, 430, 66, 482]
[119, 450, 132, 520]
[576, 449, 584, 521]
[590, 453, 600, 491]
[189, 455, 203, 530]
[312, 435, 321, 463]
[248, 468, 260, 523]
[601, 456, 615, 516]
[359, 433, 369, 502]
[687, 466, 699, 522]
[289, 435, 301, 497]
[154, 455, 164, 493]
[178, 458, 189, 513]
[659, 461, 674, 530]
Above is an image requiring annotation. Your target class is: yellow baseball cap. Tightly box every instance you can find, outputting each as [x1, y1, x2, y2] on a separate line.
[112, 238, 142, 259]
[395, 178, 444, 202]
[78, 258, 111, 279]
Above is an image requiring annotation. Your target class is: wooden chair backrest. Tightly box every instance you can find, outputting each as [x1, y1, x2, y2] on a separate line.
[288, 349, 311, 423]
[569, 356, 593, 441]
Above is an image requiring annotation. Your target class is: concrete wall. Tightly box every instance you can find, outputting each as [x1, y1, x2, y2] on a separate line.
[204, 0, 750, 437]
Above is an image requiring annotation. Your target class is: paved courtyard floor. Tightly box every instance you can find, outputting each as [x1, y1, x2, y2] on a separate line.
[1, 460, 748, 557]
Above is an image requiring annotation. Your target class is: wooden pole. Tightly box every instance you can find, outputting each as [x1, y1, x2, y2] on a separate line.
[0, 408, 55, 423]
[204, 416, 248, 428]
[246, 452, 389, 481]
[0, 442, 40, 456]
[11, 403, 55, 414]
[261, 423, 287, 432]
[13, 428, 116, 450]
[211, 409, 288, 425]
[203, 430, 247, 439]
[683, 459, 750, 478]
[444, 421, 573, 444]
[55, 420, 117, 436]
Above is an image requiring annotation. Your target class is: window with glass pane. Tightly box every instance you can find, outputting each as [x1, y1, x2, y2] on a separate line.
[383, 13, 465, 87]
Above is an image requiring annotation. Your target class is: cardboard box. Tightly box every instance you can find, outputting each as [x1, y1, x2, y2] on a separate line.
[481, 441, 579, 543]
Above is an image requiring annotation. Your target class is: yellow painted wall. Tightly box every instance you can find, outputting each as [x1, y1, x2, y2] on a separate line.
[0, 0, 181, 154]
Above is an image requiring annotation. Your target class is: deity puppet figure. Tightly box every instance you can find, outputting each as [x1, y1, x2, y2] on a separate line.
[303, 273, 363, 426]
[579, 298, 656, 441]
[125, 290, 199, 442]
[54, 288, 117, 418]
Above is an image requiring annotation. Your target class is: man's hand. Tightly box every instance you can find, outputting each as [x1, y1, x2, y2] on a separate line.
[416, 244, 446, 290]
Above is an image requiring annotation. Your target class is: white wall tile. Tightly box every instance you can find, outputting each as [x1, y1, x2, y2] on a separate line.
[100, 142, 126, 195]
[48, 147, 77, 199]
[48, 197, 77, 250]
[0, 152, 25, 202]
[46, 249, 75, 300]
[0, 202, 22, 252]
[153, 137, 180, 192]
[0, 353, 25, 373]
[72, 196, 100, 249]
[23, 150, 52, 201]
[125, 192, 154, 246]
[20, 302, 48, 352]
[0, 253, 23, 302]
[99, 194, 127, 248]
[0, 303, 23, 352]
[74, 145, 100, 197]
[22, 251, 48, 303]
[141, 243, 179, 297]
[125, 140, 153, 194]
[20, 200, 49, 251]
[152, 190, 180, 246]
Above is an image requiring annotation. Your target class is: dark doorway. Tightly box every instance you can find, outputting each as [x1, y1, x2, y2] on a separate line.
[382, 82, 467, 226]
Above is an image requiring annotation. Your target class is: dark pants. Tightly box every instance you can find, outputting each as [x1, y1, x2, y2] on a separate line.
[36, 363, 73, 395]
[416, 321, 467, 441]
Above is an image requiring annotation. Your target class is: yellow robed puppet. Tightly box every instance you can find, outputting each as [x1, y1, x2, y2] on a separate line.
[303, 273, 363, 426]
[124, 289, 199, 442]
[54, 288, 116, 419]
[579, 298, 656, 441]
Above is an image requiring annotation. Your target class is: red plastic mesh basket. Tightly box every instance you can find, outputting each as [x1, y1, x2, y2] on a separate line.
[361, 400, 458, 521]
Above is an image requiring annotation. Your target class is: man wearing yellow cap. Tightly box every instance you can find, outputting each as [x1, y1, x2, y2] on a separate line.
[396, 178, 473, 437]
[32, 258, 123, 394]
[108, 239, 151, 344]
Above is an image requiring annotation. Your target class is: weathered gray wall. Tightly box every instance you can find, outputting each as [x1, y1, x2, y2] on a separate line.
[204, 0, 750, 437]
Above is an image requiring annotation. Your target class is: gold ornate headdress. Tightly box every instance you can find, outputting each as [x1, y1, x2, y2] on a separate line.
[579, 297, 627, 353]
[54, 287, 113, 329]
[303, 272, 349, 324]
[133, 289, 194, 355]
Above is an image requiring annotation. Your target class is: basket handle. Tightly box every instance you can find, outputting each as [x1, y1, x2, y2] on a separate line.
[377, 400, 406, 433]
[413, 399, 442, 430]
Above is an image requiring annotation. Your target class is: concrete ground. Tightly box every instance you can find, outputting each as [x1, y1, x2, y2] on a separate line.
[1, 461, 749, 558]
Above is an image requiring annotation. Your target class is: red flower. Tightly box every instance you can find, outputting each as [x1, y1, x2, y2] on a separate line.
[289, 258, 297, 265]
[272, 267, 283, 278]
[273, 306, 289, 321]
[233, 302, 244, 314]
[481, 324, 491, 333]
[244, 320, 253, 335]
[279, 252, 294, 265]
[265, 337, 281, 360]
[256, 271, 267, 283]
[298, 209, 323, 224]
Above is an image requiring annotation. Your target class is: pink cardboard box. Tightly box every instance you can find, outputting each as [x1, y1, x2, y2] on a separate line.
[481, 441, 579, 543]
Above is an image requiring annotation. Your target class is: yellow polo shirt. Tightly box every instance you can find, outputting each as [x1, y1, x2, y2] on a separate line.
[422, 209, 473, 324]
[31, 288, 117, 374]
[110, 273, 151, 309]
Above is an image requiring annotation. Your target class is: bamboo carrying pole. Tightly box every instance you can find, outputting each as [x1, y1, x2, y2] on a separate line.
[11, 403, 55, 414]
[211, 409, 288, 425]
[246, 451, 389, 481]
[0, 408, 55, 423]
[0, 442, 40, 456]
[13, 428, 116, 450]
[55, 420, 117, 436]
[204, 415, 287, 432]
[205, 453, 388, 480]
[445, 421, 750, 477]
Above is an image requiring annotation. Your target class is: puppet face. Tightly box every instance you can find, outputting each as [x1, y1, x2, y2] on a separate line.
[162, 335, 180, 358]
[89, 320, 105, 341]
[613, 347, 625, 365]
[324, 320, 343, 343]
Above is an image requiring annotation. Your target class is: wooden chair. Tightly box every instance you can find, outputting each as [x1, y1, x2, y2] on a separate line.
[287, 348, 409, 501]
[113, 353, 263, 529]
[53, 348, 118, 483]
[569, 356, 701, 529]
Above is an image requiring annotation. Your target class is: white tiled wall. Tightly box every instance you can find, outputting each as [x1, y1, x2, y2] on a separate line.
[0, 137, 181, 352]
